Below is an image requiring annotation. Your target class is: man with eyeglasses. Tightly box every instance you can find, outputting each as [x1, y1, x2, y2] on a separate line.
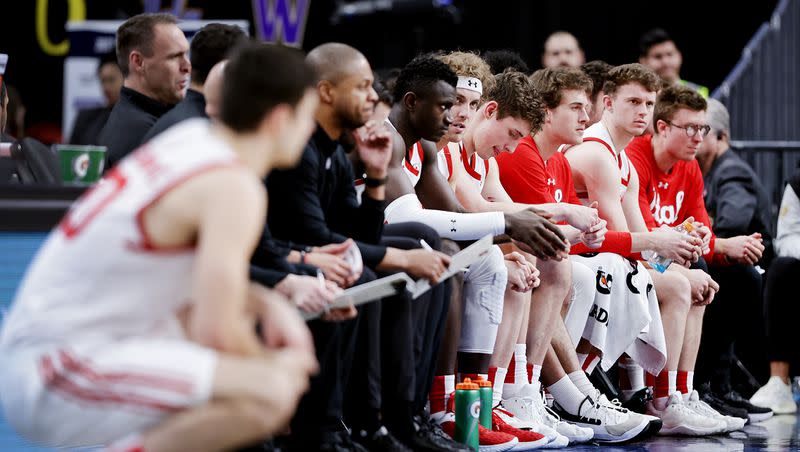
[627, 85, 765, 271]
[628, 88, 774, 423]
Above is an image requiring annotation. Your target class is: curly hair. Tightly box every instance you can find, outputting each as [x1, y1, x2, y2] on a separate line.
[653, 84, 707, 125]
[485, 70, 544, 132]
[392, 54, 458, 103]
[602, 63, 660, 97]
[436, 51, 496, 101]
[529, 67, 593, 110]
[482, 49, 530, 75]
[580, 60, 613, 102]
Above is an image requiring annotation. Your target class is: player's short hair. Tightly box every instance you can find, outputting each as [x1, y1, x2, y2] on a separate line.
[220, 42, 317, 132]
[482, 49, 530, 75]
[653, 84, 707, 125]
[530, 67, 593, 109]
[392, 54, 458, 102]
[603, 63, 660, 97]
[580, 60, 613, 102]
[436, 51, 496, 101]
[486, 70, 544, 132]
[190, 23, 247, 85]
[116, 13, 179, 77]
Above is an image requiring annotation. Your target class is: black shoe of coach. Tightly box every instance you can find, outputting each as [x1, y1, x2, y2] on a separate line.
[352, 425, 412, 452]
[399, 414, 473, 452]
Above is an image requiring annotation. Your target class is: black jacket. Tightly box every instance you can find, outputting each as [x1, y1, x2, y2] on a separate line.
[141, 89, 207, 144]
[69, 106, 112, 145]
[704, 149, 774, 265]
[267, 126, 387, 267]
[98, 86, 173, 169]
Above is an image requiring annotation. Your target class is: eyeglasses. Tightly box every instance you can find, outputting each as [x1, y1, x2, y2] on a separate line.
[665, 121, 711, 138]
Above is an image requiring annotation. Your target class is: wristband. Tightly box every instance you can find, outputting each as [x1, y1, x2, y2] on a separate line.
[364, 176, 388, 187]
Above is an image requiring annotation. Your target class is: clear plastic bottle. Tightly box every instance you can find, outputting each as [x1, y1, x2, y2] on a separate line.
[642, 220, 696, 273]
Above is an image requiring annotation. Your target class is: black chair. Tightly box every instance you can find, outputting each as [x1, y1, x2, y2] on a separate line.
[9, 138, 60, 184]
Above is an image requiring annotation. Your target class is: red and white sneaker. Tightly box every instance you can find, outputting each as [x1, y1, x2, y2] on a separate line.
[439, 415, 519, 452]
[492, 410, 549, 450]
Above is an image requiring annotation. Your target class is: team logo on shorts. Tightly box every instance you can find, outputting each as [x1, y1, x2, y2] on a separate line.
[626, 263, 641, 294]
[72, 153, 90, 178]
[595, 269, 612, 295]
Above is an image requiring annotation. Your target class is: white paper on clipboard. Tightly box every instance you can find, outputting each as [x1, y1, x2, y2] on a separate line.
[409, 234, 494, 299]
[302, 272, 414, 321]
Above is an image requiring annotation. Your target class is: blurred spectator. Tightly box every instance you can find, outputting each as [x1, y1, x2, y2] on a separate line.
[542, 31, 585, 68]
[580, 60, 613, 126]
[141, 23, 246, 143]
[483, 49, 530, 74]
[98, 13, 190, 169]
[68, 52, 123, 145]
[4, 84, 24, 140]
[751, 168, 800, 414]
[695, 98, 773, 401]
[638, 28, 709, 98]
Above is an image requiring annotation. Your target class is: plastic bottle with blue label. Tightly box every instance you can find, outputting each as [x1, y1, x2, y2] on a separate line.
[642, 220, 696, 272]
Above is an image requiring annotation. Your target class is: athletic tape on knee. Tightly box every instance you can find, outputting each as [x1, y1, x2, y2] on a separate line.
[384, 194, 505, 241]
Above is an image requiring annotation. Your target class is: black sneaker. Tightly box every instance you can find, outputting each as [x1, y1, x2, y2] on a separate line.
[290, 431, 369, 452]
[621, 387, 652, 414]
[721, 390, 774, 423]
[403, 414, 472, 452]
[700, 391, 750, 422]
[352, 426, 412, 452]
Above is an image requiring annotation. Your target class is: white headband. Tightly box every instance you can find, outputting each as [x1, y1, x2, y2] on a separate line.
[457, 76, 482, 94]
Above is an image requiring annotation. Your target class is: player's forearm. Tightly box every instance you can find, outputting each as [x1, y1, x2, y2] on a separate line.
[376, 247, 409, 272]
[630, 231, 657, 252]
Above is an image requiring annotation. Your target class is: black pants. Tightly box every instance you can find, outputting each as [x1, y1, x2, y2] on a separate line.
[289, 270, 372, 446]
[696, 262, 766, 390]
[764, 256, 800, 366]
[344, 222, 449, 436]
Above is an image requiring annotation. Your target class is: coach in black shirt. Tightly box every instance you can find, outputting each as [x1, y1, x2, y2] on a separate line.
[98, 13, 190, 169]
[142, 24, 246, 143]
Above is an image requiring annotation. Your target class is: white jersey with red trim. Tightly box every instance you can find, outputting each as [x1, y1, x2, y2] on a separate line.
[437, 142, 489, 192]
[403, 141, 424, 187]
[576, 121, 631, 203]
[0, 119, 240, 348]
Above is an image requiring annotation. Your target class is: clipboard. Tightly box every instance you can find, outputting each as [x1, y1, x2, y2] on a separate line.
[302, 272, 414, 321]
[301, 234, 495, 320]
[409, 234, 494, 298]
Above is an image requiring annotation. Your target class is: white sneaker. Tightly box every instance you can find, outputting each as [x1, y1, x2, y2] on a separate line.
[750, 376, 797, 415]
[648, 392, 726, 436]
[541, 404, 594, 444]
[551, 396, 649, 443]
[500, 385, 567, 448]
[592, 390, 661, 439]
[684, 390, 745, 432]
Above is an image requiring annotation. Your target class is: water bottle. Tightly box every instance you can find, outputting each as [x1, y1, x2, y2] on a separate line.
[643, 220, 696, 273]
[454, 378, 480, 451]
[475, 377, 493, 429]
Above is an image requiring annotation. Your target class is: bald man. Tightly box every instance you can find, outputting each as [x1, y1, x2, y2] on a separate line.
[204, 60, 225, 121]
[542, 31, 585, 68]
[268, 43, 465, 452]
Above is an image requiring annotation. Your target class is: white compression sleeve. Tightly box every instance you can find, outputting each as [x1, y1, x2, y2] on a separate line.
[384, 194, 505, 241]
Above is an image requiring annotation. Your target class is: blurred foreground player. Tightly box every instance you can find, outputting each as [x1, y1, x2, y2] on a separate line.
[0, 43, 320, 451]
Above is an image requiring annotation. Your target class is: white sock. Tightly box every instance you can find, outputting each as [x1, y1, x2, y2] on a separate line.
[492, 367, 507, 407]
[530, 364, 542, 387]
[569, 370, 596, 397]
[618, 357, 645, 401]
[681, 371, 694, 402]
[503, 345, 529, 398]
[547, 375, 588, 416]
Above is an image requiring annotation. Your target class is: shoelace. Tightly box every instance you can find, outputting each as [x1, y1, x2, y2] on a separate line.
[582, 398, 627, 424]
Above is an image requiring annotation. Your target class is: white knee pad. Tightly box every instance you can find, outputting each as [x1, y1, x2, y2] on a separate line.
[384, 194, 505, 241]
[564, 260, 595, 346]
[459, 245, 507, 354]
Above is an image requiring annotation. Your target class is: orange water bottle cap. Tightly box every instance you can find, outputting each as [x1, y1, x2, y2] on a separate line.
[474, 377, 492, 387]
[457, 378, 479, 390]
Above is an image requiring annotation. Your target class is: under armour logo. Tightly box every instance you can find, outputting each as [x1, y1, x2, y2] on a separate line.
[657, 181, 669, 189]
[468, 80, 478, 88]
[547, 178, 556, 186]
